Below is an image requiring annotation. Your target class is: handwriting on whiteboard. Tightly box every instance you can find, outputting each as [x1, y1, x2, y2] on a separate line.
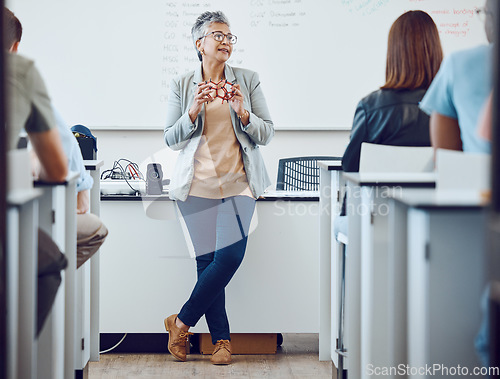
[341, 0, 391, 16]
[159, 0, 307, 104]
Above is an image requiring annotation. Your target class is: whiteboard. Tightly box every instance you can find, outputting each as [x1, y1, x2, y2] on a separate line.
[6, 0, 487, 130]
[332, 0, 487, 129]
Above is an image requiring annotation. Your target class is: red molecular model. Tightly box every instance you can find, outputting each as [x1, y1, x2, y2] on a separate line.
[205, 78, 235, 103]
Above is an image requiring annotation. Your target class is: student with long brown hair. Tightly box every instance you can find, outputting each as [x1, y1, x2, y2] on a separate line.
[342, 10, 443, 172]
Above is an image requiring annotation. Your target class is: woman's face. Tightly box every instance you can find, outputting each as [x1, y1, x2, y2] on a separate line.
[198, 22, 233, 63]
[484, 0, 495, 43]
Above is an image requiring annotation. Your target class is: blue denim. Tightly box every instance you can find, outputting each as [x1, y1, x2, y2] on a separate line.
[475, 284, 491, 369]
[176, 196, 255, 344]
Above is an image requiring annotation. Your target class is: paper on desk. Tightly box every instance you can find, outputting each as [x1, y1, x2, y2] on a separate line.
[262, 189, 320, 198]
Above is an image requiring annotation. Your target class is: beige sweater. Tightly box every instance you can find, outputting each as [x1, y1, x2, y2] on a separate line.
[189, 89, 253, 199]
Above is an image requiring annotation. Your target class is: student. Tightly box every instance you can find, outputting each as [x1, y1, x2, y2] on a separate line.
[342, 10, 443, 172]
[4, 8, 67, 180]
[5, 7, 108, 269]
[52, 112, 108, 269]
[419, 0, 496, 154]
[163, 11, 274, 365]
[472, 91, 494, 369]
[418, 0, 497, 367]
[4, 7, 69, 334]
[334, 10, 443, 241]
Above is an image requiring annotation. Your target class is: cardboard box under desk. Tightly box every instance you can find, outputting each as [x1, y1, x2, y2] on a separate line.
[199, 333, 277, 355]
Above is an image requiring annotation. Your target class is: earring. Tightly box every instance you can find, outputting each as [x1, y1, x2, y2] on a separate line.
[200, 50, 205, 55]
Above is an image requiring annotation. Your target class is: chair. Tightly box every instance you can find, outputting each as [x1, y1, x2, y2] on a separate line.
[276, 156, 342, 191]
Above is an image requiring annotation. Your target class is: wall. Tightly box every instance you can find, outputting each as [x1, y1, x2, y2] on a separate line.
[8, 0, 486, 131]
[94, 130, 351, 189]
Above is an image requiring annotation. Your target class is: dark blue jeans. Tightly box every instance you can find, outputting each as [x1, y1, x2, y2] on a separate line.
[176, 196, 255, 344]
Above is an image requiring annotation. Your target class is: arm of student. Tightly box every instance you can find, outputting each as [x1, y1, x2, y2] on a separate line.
[478, 92, 493, 142]
[430, 112, 463, 151]
[29, 128, 68, 182]
[77, 190, 90, 214]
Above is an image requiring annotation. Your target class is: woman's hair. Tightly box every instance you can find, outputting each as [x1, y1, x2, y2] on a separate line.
[381, 10, 443, 90]
[191, 11, 230, 62]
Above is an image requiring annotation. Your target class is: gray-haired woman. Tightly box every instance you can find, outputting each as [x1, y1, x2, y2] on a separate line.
[163, 11, 274, 365]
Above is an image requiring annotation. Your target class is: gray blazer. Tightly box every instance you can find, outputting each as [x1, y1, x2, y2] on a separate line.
[164, 64, 274, 201]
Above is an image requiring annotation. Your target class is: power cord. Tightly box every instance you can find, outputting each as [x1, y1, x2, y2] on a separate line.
[101, 159, 144, 192]
[99, 333, 128, 354]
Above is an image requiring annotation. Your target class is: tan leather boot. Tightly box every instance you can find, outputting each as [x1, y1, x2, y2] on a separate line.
[164, 314, 192, 362]
[211, 339, 232, 365]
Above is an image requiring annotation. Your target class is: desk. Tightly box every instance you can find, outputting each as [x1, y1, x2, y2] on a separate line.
[98, 192, 321, 338]
[7, 189, 42, 379]
[342, 172, 436, 379]
[35, 172, 79, 379]
[318, 161, 343, 363]
[391, 191, 487, 376]
[84, 160, 104, 363]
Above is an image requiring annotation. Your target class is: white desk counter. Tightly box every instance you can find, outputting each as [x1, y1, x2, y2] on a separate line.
[318, 161, 343, 363]
[84, 160, 104, 361]
[7, 188, 42, 379]
[391, 191, 488, 377]
[99, 191, 321, 337]
[342, 173, 436, 379]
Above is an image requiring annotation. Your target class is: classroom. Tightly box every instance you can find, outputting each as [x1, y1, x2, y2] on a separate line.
[2, 0, 500, 378]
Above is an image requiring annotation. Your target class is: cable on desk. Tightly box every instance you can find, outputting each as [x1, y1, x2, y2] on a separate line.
[99, 333, 128, 354]
[100, 159, 144, 192]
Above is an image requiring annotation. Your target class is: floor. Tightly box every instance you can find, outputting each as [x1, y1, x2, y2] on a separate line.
[88, 333, 334, 379]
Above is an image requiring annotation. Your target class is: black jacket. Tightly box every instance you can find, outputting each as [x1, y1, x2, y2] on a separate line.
[341, 88, 431, 172]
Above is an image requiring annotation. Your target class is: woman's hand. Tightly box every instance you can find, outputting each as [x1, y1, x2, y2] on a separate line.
[229, 84, 249, 126]
[188, 82, 214, 123]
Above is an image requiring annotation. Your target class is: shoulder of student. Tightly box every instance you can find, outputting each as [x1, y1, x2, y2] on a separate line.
[6, 53, 37, 81]
[358, 88, 425, 114]
[444, 44, 492, 66]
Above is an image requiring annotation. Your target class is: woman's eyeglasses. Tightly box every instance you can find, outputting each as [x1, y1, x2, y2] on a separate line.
[475, 7, 492, 23]
[199, 31, 237, 45]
